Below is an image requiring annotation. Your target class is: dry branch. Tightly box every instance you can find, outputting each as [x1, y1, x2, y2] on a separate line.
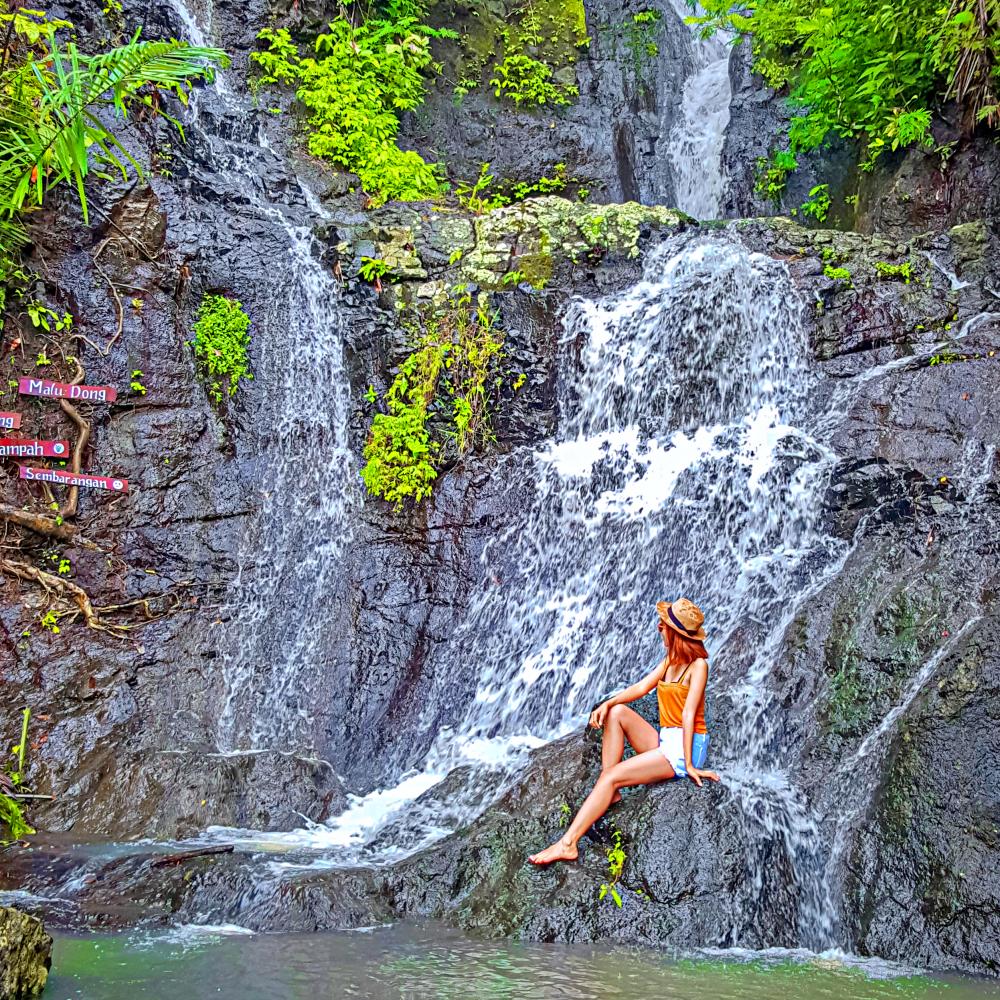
[150, 844, 235, 868]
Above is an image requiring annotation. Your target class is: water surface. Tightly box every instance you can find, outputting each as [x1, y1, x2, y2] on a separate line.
[48, 922, 1000, 1000]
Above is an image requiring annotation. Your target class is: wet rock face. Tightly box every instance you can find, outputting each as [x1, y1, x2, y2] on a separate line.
[3, 0, 1000, 978]
[721, 49, 1000, 237]
[0, 907, 51, 1000]
[399, 0, 695, 205]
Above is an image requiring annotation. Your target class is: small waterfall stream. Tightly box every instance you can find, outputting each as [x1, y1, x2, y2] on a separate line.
[254, 236, 847, 949]
[161, 0, 355, 753]
[666, 0, 732, 218]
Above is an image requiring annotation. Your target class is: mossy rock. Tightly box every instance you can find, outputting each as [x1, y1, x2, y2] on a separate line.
[0, 907, 51, 999]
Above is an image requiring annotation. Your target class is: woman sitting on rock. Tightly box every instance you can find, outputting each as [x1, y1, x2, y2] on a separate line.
[529, 598, 719, 865]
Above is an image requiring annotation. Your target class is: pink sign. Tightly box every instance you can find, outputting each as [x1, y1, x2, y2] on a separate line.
[18, 377, 118, 403]
[0, 412, 21, 430]
[0, 438, 70, 459]
[19, 466, 128, 492]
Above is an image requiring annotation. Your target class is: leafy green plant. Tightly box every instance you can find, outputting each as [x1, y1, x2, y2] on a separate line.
[361, 289, 505, 506]
[359, 257, 391, 286]
[2, 709, 35, 845]
[490, 53, 578, 106]
[799, 183, 831, 222]
[190, 294, 253, 405]
[455, 162, 506, 214]
[130, 369, 147, 394]
[26, 302, 72, 331]
[823, 264, 852, 282]
[693, 0, 1000, 175]
[755, 150, 798, 201]
[622, 9, 663, 79]
[875, 260, 914, 282]
[1, 9, 225, 300]
[251, 16, 451, 206]
[456, 161, 575, 214]
[598, 829, 626, 907]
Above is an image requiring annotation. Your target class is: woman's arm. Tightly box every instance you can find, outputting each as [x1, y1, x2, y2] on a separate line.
[588, 659, 666, 729]
[681, 659, 719, 786]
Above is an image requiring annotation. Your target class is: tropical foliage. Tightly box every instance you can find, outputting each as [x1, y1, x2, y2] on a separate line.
[1, 709, 33, 845]
[693, 0, 1000, 172]
[0, 7, 226, 309]
[361, 289, 505, 506]
[190, 294, 253, 405]
[252, 15, 452, 205]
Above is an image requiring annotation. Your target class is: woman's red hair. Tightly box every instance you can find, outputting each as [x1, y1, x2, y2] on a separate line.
[665, 627, 708, 668]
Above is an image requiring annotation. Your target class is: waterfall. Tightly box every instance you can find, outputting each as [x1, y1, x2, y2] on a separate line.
[666, 0, 732, 219]
[267, 235, 848, 952]
[162, 0, 355, 753]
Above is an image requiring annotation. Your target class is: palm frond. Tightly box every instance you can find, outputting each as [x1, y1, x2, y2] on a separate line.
[1, 35, 227, 222]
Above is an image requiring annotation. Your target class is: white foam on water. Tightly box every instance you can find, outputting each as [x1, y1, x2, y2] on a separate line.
[130, 923, 255, 952]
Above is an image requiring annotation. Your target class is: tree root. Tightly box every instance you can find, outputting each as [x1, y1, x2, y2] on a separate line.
[0, 557, 196, 638]
[89, 252, 125, 356]
[0, 503, 99, 548]
[57, 356, 92, 521]
[0, 557, 99, 628]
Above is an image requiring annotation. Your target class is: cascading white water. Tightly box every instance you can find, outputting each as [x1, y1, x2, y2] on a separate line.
[162, 0, 355, 752]
[665, 0, 732, 219]
[271, 236, 847, 951]
[216, 225, 354, 751]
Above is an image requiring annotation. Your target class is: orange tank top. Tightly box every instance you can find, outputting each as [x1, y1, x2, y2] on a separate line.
[656, 665, 707, 733]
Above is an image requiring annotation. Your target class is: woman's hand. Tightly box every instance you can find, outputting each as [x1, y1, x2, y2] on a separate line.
[588, 702, 611, 729]
[686, 766, 720, 788]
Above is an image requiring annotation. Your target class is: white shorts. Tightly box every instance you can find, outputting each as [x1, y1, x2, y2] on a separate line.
[658, 727, 709, 778]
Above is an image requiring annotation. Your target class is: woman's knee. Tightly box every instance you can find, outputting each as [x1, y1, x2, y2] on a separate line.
[607, 703, 630, 726]
[599, 766, 625, 791]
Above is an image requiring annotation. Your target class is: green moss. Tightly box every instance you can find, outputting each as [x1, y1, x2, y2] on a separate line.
[453, 0, 587, 109]
[519, 253, 553, 289]
[190, 294, 253, 406]
[822, 264, 851, 281]
[824, 651, 867, 735]
[360, 289, 505, 506]
[880, 728, 921, 842]
[353, 197, 687, 295]
[874, 260, 914, 282]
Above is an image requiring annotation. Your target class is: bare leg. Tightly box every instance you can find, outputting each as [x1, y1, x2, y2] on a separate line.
[601, 704, 658, 803]
[529, 749, 674, 865]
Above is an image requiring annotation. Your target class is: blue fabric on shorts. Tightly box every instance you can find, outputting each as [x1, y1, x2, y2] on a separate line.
[657, 726, 709, 778]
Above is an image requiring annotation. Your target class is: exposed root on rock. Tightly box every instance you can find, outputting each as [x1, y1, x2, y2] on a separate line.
[0, 503, 99, 548]
[57, 355, 92, 521]
[0, 557, 100, 629]
[0, 558, 197, 638]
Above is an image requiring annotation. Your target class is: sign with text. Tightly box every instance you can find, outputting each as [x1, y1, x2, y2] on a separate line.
[19, 466, 128, 492]
[0, 438, 69, 459]
[0, 412, 22, 430]
[18, 378, 118, 403]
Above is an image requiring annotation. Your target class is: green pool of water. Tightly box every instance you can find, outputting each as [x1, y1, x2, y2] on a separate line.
[47, 923, 1000, 1000]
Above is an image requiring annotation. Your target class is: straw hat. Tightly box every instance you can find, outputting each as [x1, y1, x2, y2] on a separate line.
[656, 598, 706, 641]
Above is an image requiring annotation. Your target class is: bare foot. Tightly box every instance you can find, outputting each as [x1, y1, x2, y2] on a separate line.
[528, 837, 578, 866]
[610, 791, 622, 805]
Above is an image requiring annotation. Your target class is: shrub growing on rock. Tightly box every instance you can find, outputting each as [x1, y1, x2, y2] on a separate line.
[191, 294, 253, 406]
